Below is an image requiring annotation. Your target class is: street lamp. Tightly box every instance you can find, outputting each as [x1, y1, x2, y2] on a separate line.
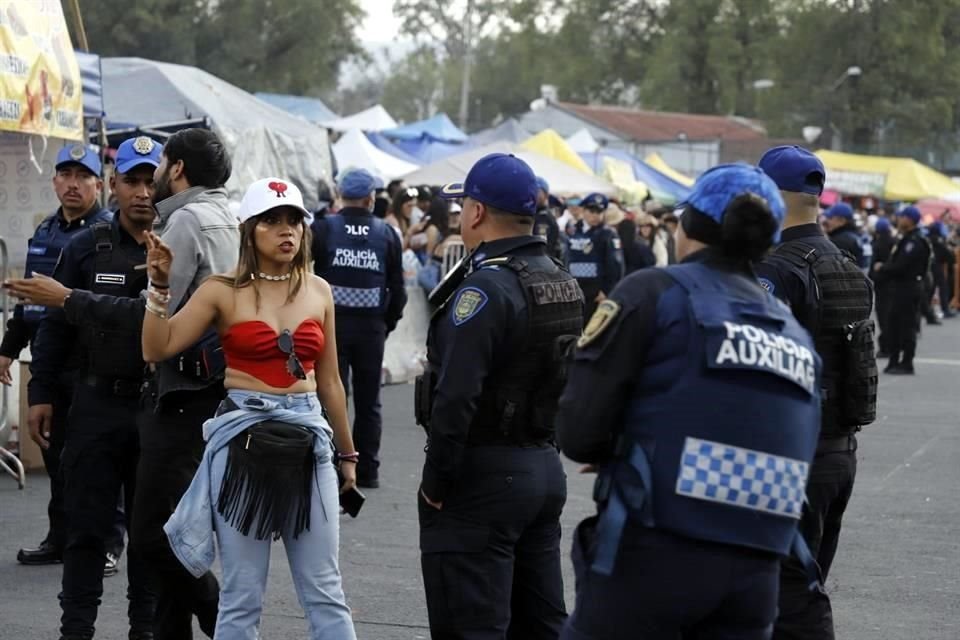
[819, 65, 864, 149]
[830, 66, 862, 92]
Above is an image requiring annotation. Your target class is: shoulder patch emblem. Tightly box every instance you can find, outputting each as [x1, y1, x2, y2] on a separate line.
[452, 287, 488, 326]
[903, 241, 914, 254]
[578, 299, 621, 348]
[611, 236, 622, 250]
[758, 277, 775, 294]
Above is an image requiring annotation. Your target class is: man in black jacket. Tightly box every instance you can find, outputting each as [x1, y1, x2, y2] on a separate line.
[822, 202, 865, 267]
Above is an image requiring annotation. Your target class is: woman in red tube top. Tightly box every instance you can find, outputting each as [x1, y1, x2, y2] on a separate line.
[141, 177, 357, 639]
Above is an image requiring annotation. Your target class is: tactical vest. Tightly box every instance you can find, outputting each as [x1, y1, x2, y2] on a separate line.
[567, 223, 601, 281]
[321, 213, 389, 316]
[590, 262, 821, 575]
[771, 239, 877, 432]
[23, 208, 111, 328]
[82, 222, 148, 380]
[467, 255, 584, 444]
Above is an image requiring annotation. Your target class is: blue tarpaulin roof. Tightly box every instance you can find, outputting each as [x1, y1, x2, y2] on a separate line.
[393, 135, 470, 164]
[381, 113, 468, 143]
[75, 50, 103, 118]
[255, 92, 337, 123]
[579, 149, 692, 202]
[469, 118, 530, 145]
[365, 131, 422, 164]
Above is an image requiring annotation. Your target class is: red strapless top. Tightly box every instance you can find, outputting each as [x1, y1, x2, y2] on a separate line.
[221, 319, 325, 388]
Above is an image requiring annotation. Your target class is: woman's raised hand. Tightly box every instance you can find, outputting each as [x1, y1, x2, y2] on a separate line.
[144, 231, 174, 286]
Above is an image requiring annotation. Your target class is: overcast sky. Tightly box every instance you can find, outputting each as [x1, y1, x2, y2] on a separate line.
[358, 0, 402, 44]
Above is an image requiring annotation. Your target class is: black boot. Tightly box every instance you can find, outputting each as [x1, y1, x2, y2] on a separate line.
[17, 539, 62, 565]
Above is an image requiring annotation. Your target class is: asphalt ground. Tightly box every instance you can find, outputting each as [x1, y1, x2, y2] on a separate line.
[1, 318, 958, 639]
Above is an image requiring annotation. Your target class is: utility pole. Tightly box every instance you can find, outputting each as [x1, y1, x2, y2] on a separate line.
[458, 0, 475, 131]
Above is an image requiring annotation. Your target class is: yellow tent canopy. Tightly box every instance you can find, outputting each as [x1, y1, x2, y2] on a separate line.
[644, 153, 695, 187]
[601, 156, 650, 205]
[521, 129, 594, 175]
[816, 150, 960, 201]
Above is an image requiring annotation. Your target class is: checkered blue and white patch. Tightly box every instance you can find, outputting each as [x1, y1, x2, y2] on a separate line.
[676, 437, 808, 519]
[569, 262, 599, 279]
[332, 285, 381, 309]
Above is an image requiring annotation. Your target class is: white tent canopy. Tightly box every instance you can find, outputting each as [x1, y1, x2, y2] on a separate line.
[333, 128, 420, 180]
[565, 128, 601, 153]
[403, 142, 616, 196]
[323, 105, 398, 132]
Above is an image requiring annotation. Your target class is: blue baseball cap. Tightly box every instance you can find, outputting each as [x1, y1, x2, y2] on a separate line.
[439, 153, 538, 216]
[824, 202, 854, 220]
[536, 176, 550, 194]
[899, 206, 922, 224]
[874, 217, 892, 233]
[338, 168, 379, 199]
[758, 145, 826, 196]
[55, 144, 101, 176]
[581, 193, 610, 212]
[683, 163, 786, 241]
[115, 136, 163, 174]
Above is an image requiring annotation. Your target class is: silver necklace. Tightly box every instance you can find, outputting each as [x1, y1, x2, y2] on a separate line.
[257, 272, 291, 281]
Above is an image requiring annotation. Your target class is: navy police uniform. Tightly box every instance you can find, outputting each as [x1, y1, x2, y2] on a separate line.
[557, 165, 822, 640]
[756, 145, 877, 640]
[415, 154, 584, 639]
[874, 208, 932, 373]
[313, 168, 406, 486]
[567, 193, 622, 320]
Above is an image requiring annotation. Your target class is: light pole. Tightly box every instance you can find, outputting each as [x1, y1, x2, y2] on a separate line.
[815, 66, 863, 149]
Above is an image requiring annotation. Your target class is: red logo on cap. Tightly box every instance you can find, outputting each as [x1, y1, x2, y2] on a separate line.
[267, 181, 288, 198]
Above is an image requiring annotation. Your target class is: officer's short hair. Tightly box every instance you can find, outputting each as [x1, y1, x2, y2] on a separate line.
[484, 203, 534, 230]
[163, 128, 232, 189]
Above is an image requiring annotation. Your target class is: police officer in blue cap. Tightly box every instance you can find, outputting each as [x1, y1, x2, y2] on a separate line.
[415, 153, 583, 638]
[873, 206, 932, 374]
[822, 202, 867, 267]
[567, 192, 623, 320]
[0, 144, 118, 568]
[927, 220, 956, 319]
[8, 136, 164, 640]
[557, 164, 822, 640]
[534, 176, 565, 262]
[312, 167, 407, 488]
[755, 145, 876, 640]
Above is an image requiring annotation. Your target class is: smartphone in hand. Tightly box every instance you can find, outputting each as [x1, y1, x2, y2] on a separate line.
[340, 485, 365, 518]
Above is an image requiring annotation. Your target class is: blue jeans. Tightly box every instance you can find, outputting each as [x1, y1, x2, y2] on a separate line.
[210, 393, 356, 639]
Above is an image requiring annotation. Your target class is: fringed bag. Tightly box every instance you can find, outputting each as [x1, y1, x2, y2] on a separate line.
[217, 420, 315, 540]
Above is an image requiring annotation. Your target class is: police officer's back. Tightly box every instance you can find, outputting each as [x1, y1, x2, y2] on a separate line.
[312, 168, 406, 488]
[567, 193, 622, 319]
[756, 146, 877, 640]
[25, 136, 163, 640]
[415, 153, 583, 638]
[873, 206, 931, 374]
[822, 202, 866, 267]
[556, 164, 822, 640]
[0, 144, 112, 566]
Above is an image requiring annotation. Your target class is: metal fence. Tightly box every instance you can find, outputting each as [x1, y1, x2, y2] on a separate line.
[0, 237, 26, 489]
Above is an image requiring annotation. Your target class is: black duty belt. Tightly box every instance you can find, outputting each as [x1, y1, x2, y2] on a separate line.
[80, 374, 144, 397]
[816, 434, 858, 456]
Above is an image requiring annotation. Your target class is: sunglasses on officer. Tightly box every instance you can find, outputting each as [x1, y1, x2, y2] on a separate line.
[277, 329, 307, 380]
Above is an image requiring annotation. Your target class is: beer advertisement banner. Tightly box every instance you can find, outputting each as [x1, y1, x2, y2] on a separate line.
[0, 1, 83, 140]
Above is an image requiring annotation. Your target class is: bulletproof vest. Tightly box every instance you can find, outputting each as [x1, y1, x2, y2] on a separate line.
[468, 255, 584, 444]
[589, 262, 821, 575]
[82, 222, 148, 380]
[23, 208, 112, 328]
[320, 213, 389, 315]
[567, 223, 601, 281]
[771, 239, 877, 433]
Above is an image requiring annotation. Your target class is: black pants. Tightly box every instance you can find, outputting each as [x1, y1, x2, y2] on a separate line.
[874, 283, 893, 354]
[579, 282, 602, 322]
[419, 445, 567, 639]
[933, 265, 951, 314]
[336, 324, 386, 480]
[563, 523, 780, 640]
[887, 283, 922, 366]
[773, 445, 857, 640]
[60, 390, 154, 638]
[133, 383, 222, 640]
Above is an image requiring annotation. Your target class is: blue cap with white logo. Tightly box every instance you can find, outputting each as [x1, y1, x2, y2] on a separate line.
[823, 202, 854, 220]
[338, 168, 379, 199]
[581, 193, 610, 212]
[439, 153, 538, 216]
[683, 163, 786, 241]
[115, 136, 163, 174]
[56, 144, 101, 176]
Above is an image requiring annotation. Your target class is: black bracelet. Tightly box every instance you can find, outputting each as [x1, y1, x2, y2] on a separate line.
[150, 282, 170, 290]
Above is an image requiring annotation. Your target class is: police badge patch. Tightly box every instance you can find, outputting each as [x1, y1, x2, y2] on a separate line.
[68, 145, 86, 160]
[577, 299, 621, 348]
[132, 136, 155, 155]
[452, 287, 488, 326]
[758, 277, 775, 294]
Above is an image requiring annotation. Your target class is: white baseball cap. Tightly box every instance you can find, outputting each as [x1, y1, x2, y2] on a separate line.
[237, 178, 313, 225]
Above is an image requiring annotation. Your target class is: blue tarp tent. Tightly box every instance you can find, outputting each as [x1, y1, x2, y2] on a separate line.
[365, 131, 422, 164]
[470, 118, 529, 145]
[255, 92, 337, 124]
[75, 50, 104, 118]
[393, 135, 470, 164]
[381, 113, 468, 143]
[579, 149, 692, 202]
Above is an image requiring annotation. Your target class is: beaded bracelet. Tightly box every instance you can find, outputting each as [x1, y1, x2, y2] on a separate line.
[336, 451, 360, 463]
[145, 300, 168, 319]
[148, 286, 171, 305]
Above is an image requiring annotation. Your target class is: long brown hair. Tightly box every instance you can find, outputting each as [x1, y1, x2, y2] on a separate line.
[211, 210, 313, 310]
